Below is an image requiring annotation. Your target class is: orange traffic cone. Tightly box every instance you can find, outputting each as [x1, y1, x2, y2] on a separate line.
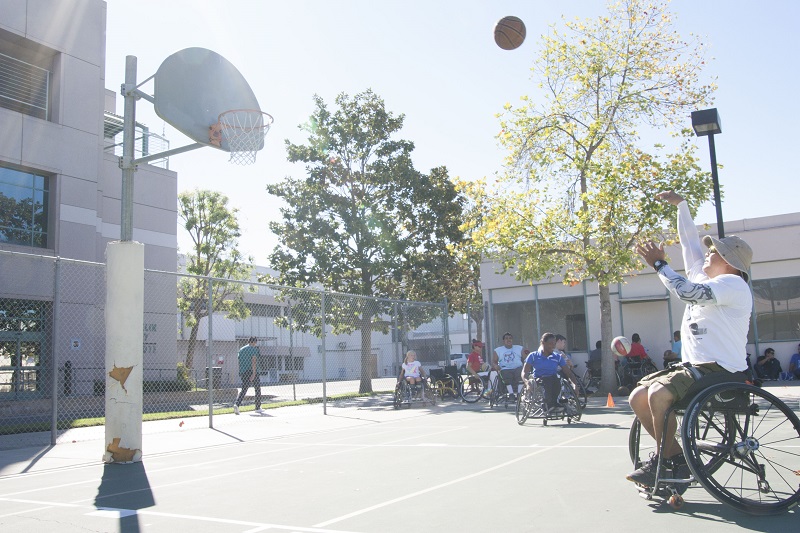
[606, 393, 616, 408]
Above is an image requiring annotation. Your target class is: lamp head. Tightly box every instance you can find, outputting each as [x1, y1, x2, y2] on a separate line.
[692, 108, 722, 136]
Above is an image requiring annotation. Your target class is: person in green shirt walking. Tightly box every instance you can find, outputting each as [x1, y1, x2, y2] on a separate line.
[234, 337, 262, 414]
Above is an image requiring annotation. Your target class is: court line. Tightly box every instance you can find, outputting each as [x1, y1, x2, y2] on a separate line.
[0, 504, 54, 518]
[0, 424, 463, 499]
[313, 426, 611, 528]
[69, 426, 470, 504]
[0, 498, 365, 533]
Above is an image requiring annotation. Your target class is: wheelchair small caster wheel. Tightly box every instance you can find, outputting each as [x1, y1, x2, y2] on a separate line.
[668, 494, 684, 509]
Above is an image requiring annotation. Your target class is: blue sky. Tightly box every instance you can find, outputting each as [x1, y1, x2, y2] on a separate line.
[105, 0, 800, 265]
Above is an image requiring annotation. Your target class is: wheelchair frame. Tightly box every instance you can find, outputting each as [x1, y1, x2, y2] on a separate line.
[428, 366, 462, 401]
[393, 377, 436, 409]
[629, 374, 800, 514]
[516, 372, 583, 426]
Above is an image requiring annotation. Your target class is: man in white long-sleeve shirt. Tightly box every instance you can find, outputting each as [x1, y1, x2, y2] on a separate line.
[627, 190, 753, 486]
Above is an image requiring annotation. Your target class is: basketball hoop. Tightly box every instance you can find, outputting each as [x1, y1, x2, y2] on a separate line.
[209, 109, 273, 165]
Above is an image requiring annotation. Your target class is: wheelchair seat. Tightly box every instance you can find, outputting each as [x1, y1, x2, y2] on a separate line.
[428, 368, 445, 382]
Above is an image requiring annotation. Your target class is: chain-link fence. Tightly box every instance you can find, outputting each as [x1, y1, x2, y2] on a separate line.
[0, 250, 448, 449]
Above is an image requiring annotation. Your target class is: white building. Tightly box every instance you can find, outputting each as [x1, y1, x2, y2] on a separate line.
[481, 212, 800, 372]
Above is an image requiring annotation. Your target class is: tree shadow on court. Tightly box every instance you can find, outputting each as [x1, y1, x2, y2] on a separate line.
[94, 462, 155, 533]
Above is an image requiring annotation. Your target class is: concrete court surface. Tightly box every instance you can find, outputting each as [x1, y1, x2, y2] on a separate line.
[0, 384, 799, 533]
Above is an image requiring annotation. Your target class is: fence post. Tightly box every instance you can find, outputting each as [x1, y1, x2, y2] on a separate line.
[442, 297, 450, 363]
[51, 257, 61, 445]
[467, 300, 472, 348]
[288, 300, 296, 401]
[321, 290, 327, 415]
[207, 277, 214, 428]
[392, 302, 399, 378]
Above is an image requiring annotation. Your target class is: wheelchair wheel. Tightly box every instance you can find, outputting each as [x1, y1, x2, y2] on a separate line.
[575, 379, 588, 409]
[424, 381, 437, 406]
[628, 417, 643, 467]
[560, 380, 582, 422]
[515, 390, 531, 425]
[641, 360, 659, 377]
[392, 383, 404, 410]
[682, 382, 800, 515]
[460, 374, 485, 403]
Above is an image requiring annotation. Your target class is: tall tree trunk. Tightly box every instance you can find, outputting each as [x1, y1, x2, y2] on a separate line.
[359, 317, 373, 393]
[598, 282, 616, 394]
[185, 323, 200, 371]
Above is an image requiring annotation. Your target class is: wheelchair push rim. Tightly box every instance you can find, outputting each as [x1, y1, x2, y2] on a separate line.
[682, 382, 800, 515]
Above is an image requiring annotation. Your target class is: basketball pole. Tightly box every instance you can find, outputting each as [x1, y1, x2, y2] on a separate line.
[104, 55, 144, 463]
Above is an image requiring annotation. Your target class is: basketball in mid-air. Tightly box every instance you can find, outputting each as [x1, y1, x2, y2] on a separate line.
[611, 336, 632, 357]
[494, 16, 526, 50]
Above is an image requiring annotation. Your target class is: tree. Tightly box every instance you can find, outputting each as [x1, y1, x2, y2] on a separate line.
[476, 0, 716, 392]
[448, 178, 488, 345]
[178, 189, 253, 371]
[267, 90, 464, 393]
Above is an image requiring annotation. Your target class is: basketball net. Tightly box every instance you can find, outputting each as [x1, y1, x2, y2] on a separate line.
[209, 109, 274, 165]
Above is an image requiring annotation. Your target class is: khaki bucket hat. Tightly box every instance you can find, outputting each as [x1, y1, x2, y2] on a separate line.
[702, 234, 752, 281]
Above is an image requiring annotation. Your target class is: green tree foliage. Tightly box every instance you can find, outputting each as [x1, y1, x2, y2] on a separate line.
[267, 90, 464, 393]
[178, 189, 253, 370]
[476, 0, 716, 392]
[449, 178, 487, 344]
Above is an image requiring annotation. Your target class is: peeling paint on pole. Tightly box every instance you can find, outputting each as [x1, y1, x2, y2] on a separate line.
[104, 241, 144, 463]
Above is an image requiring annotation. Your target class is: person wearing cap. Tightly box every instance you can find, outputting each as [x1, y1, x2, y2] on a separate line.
[789, 344, 800, 380]
[756, 347, 782, 380]
[628, 190, 753, 487]
[463, 339, 486, 395]
[467, 339, 485, 375]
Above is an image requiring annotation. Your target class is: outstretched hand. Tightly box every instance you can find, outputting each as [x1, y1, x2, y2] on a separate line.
[637, 241, 666, 269]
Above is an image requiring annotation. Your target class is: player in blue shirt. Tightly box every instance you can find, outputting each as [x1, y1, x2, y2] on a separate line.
[522, 332, 578, 412]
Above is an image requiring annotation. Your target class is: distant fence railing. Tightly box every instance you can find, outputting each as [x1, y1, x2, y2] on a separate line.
[0, 249, 447, 449]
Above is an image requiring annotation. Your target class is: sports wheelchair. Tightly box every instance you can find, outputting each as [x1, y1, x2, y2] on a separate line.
[621, 356, 659, 389]
[428, 365, 462, 401]
[515, 371, 583, 426]
[393, 377, 436, 409]
[628, 368, 800, 514]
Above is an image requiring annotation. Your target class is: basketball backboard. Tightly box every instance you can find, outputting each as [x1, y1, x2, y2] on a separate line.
[153, 47, 261, 152]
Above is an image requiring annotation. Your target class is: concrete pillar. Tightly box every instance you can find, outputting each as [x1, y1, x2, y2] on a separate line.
[103, 241, 144, 463]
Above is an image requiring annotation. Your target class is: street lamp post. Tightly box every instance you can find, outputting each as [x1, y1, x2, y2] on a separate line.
[691, 108, 724, 238]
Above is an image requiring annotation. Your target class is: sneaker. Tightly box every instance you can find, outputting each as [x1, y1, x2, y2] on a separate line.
[255, 408, 264, 414]
[627, 452, 659, 486]
[233, 404, 240, 415]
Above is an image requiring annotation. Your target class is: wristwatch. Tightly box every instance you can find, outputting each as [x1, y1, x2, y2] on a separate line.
[653, 259, 668, 272]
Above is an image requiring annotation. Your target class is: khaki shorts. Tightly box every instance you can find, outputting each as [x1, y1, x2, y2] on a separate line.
[636, 362, 727, 402]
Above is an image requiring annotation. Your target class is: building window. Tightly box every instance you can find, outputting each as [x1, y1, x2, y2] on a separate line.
[0, 166, 49, 248]
[538, 297, 587, 351]
[246, 303, 282, 317]
[491, 301, 536, 350]
[751, 277, 800, 342]
[0, 29, 57, 121]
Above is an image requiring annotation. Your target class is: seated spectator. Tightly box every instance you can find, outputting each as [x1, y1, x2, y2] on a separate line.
[671, 331, 682, 361]
[626, 333, 649, 363]
[588, 340, 602, 374]
[755, 347, 782, 381]
[789, 344, 800, 380]
[663, 349, 680, 369]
